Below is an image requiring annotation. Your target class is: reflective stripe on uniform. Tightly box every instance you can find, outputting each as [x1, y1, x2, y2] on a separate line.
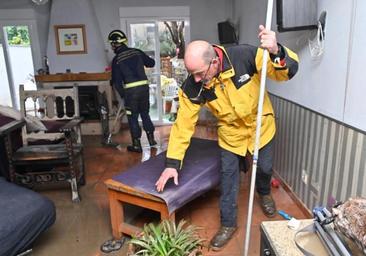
[126, 110, 132, 115]
[124, 80, 148, 89]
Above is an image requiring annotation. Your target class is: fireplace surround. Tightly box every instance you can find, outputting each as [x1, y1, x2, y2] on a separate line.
[35, 72, 119, 135]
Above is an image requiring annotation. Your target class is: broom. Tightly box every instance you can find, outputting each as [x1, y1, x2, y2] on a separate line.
[243, 0, 274, 255]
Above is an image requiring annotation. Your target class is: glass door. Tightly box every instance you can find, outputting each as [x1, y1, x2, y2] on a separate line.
[127, 19, 189, 124]
[158, 20, 188, 123]
[129, 22, 161, 122]
[0, 23, 37, 109]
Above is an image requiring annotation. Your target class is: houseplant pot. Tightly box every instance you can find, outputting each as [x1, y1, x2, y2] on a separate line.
[127, 219, 205, 256]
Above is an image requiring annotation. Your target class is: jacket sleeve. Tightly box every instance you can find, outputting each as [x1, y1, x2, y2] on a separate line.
[111, 59, 125, 97]
[165, 89, 201, 170]
[256, 43, 299, 81]
[112, 59, 123, 87]
[138, 49, 155, 68]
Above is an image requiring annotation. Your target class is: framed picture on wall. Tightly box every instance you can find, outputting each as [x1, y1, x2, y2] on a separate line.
[54, 24, 87, 54]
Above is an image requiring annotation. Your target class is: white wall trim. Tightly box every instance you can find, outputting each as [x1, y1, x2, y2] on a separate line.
[119, 6, 190, 19]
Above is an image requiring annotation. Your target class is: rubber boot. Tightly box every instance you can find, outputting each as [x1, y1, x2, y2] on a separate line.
[146, 132, 157, 146]
[127, 138, 142, 153]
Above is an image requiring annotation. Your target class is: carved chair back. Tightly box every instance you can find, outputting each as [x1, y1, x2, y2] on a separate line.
[19, 84, 81, 145]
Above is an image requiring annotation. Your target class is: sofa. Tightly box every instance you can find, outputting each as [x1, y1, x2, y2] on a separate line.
[0, 177, 56, 256]
[0, 113, 56, 256]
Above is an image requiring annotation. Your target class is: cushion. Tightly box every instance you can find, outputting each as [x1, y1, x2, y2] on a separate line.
[0, 105, 47, 132]
[112, 138, 221, 214]
[0, 115, 15, 127]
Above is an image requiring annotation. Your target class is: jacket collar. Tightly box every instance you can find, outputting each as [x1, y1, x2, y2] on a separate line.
[115, 43, 128, 54]
[212, 44, 235, 80]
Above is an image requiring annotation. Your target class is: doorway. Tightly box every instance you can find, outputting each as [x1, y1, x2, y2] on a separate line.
[0, 23, 38, 109]
[126, 20, 189, 124]
[120, 6, 190, 124]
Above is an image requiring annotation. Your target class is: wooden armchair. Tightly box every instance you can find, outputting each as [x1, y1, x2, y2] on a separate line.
[4, 84, 85, 202]
[0, 116, 24, 179]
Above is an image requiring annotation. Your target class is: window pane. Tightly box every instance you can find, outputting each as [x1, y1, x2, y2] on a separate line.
[4, 25, 36, 109]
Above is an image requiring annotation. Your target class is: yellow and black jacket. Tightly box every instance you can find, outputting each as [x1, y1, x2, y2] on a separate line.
[165, 43, 299, 170]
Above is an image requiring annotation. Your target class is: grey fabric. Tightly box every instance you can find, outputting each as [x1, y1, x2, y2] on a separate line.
[0, 178, 56, 256]
[112, 138, 221, 214]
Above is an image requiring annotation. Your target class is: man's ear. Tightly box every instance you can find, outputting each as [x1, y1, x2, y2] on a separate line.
[212, 57, 219, 64]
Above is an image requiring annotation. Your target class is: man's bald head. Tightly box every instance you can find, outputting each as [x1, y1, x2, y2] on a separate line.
[184, 40, 216, 72]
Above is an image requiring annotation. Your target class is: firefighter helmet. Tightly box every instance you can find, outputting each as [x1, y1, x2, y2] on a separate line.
[108, 30, 127, 44]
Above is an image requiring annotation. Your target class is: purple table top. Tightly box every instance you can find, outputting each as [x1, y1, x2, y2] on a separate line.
[112, 138, 221, 214]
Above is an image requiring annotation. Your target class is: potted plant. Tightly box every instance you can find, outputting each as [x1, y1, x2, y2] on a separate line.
[128, 219, 205, 256]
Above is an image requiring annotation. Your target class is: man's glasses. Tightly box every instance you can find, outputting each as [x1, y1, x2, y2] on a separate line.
[190, 59, 213, 84]
[182, 59, 213, 102]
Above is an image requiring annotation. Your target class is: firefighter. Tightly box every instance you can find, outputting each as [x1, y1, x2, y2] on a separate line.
[108, 30, 157, 153]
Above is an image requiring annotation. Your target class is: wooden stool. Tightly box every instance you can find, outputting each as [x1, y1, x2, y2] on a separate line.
[104, 138, 221, 238]
[105, 179, 175, 237]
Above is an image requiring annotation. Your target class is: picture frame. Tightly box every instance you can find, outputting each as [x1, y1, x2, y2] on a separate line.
[54, 24, 87, 54]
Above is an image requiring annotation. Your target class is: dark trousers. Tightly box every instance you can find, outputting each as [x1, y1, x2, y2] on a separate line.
[123, 85, 155, 139]
[220, 139, 274, 227]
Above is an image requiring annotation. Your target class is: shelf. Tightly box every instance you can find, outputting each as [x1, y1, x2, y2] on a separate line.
[35, 72, 111, 82]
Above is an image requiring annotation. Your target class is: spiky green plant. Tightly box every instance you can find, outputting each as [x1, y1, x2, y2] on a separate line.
[129, 219, 205, 256]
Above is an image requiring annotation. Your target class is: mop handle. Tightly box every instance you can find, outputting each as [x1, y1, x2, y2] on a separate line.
[243, 0, 274, 255]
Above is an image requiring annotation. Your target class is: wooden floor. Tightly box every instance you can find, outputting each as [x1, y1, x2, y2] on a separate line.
[32, 125, 308, 256]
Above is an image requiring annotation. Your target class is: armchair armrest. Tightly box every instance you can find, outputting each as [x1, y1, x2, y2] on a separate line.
[0, 120, 26, 137]
[59, 117, 84, 133]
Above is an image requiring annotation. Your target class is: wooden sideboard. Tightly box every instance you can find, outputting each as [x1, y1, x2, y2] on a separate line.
[35, 72, 119, 135]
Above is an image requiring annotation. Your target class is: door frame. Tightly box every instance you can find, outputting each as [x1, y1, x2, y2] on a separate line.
[0, 19, 41, 109]
[126, 20, 163, 123]
[121, 18, 190, 124]
[119, 6, 190, 124]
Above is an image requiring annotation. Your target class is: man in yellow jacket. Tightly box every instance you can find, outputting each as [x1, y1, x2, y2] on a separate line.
[155, 25, 299, 251]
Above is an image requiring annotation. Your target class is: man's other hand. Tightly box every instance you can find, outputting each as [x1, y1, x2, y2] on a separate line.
[258, 25, 279, 55]
[155, 168, 179, 192]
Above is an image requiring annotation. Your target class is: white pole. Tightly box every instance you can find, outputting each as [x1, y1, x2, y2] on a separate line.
[243, 0, 274, 255]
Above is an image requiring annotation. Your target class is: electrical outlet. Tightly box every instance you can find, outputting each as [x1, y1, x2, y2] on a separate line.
[302, 169, 308, 185]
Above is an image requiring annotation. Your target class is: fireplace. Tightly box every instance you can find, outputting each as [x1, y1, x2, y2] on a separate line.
[55, 85, 100, 121]
[35, 72, 116, 135]
[78, 86, 99, 120]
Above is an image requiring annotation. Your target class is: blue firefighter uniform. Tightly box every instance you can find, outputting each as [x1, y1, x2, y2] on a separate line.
[111, 43, 156, 145]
